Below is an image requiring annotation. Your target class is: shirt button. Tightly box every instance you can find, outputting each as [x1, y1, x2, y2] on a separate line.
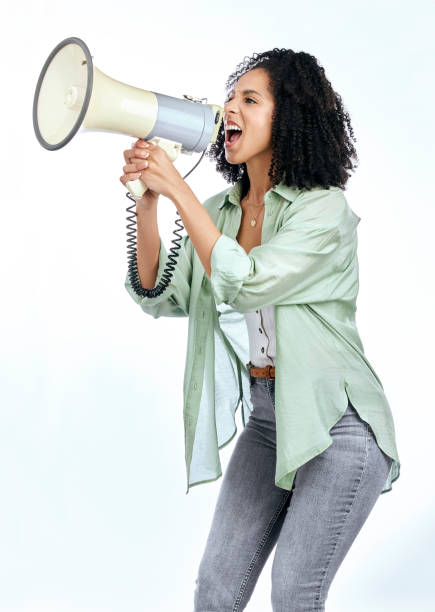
[261, 347, 265, 353]
[194, 383, 198, 390]
[259, 328, 263, 333]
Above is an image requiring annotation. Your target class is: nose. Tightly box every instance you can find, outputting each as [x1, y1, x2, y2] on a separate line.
[224, 96, 238, 117]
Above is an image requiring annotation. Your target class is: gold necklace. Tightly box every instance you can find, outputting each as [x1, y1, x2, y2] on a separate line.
[243, 193, 265, 228]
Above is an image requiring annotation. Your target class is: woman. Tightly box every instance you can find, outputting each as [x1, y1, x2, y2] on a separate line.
[121, 48, 401, 611]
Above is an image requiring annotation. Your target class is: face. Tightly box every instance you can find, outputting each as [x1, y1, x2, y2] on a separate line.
[223, 68, 275, 167]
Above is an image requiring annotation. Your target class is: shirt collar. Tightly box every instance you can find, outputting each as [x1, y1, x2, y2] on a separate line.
[217, 176, 302, 209]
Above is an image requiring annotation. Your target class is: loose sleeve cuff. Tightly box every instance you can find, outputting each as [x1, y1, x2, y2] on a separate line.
[210, 233, 252, 306]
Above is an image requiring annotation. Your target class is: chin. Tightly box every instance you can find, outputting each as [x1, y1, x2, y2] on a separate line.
[226, 157, 246, 166]
[224, 149, 247, 165]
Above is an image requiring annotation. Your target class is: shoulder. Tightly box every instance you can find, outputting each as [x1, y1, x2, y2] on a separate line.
[202, 188, 230, 209]
[290, 186, 346, 221]
[200, 187, 232, 222]
[287, 186, 360, 233]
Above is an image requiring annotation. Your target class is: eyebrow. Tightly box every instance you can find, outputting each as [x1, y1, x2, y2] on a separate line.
[227, 88, 263, 98]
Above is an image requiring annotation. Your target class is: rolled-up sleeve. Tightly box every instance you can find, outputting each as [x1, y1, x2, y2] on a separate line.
[124, 232, 193, 318]
[210, 189, 360, 312]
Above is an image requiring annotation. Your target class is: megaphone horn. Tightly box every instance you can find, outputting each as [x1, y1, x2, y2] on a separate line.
[33, 36, 224, 198]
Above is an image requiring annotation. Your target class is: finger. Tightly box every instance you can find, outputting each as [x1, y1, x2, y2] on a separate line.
[123, 149, 133, 163]
[120, 171, 142, 184]
[124, 148, 150, 164]
[131, 155, 149, 164]
[124, 147, 144, 163]
[135, 139, 154, 147]
[123, 144, 144, 163]
[123, 161, 148, 174]
[132, 148, 150, 159]
[127, 141, 146, 154]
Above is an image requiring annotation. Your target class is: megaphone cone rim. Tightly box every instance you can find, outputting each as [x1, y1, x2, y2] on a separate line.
[32, 36, 94, 150]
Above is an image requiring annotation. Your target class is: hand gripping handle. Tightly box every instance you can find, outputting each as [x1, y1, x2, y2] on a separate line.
[125, 136, 182, 199]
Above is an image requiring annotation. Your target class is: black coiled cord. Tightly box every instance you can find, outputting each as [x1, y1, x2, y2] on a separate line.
[125, 147, 208, 297]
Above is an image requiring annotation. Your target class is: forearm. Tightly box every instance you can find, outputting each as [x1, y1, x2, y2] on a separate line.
[136, 202, 160, 288]
[170, 182, 221, 278]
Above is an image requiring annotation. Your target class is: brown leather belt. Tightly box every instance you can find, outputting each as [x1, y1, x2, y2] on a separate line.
[246, 361, 275, 379]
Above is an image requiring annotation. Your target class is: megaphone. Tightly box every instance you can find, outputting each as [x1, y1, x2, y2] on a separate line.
[32, 36, 224, 199]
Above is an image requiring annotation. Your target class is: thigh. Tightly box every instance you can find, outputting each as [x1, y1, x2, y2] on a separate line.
[271, 400, 393, 612]
[194, 378, 292, 612]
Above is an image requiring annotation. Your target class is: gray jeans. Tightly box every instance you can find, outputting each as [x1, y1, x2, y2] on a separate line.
[193, 374, 393, 611]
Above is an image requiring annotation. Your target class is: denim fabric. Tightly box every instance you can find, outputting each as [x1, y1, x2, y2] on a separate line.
[193, 375, 393, 611]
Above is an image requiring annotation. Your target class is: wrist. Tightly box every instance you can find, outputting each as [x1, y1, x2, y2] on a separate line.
[136, 195, 158, 210]
[171, 179, 191, 207]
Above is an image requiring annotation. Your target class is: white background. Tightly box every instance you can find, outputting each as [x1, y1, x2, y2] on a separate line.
[1, 0, 434, 610]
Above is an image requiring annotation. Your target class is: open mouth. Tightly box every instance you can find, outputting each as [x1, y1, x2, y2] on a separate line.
[225, 129, 243, 147]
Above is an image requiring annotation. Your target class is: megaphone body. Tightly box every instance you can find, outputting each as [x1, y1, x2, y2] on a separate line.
[33, 37, 224, 198]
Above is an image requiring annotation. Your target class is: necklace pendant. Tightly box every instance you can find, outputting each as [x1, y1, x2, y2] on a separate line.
[250, 218, 257, 227]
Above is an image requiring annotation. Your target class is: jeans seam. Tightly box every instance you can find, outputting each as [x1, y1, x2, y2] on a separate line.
[232, 491, 290, 611]
[313, 422, 370, 610]
[266, 380, 275, 408]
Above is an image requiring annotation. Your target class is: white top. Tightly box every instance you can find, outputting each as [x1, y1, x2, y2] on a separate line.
[244, 304, 276, 367]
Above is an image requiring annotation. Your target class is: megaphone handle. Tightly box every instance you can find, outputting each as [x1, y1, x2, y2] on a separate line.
[125, 137, 181, 200]
[125, 177, 148, 199]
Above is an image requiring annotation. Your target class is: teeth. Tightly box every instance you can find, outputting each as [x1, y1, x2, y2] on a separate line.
[225, 124, 242, 131]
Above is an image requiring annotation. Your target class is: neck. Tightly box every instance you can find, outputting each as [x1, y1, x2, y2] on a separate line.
[243, 157, 274, 204]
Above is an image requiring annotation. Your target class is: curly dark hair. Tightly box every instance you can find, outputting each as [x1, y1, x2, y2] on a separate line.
[206, 48, 359, 195]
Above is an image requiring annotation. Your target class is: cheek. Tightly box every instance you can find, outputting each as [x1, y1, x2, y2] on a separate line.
[250, 122, 273, 146]
[253, 114, 273, 136]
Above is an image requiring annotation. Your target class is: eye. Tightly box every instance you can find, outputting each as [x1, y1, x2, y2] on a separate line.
[224, 97, 257, 104]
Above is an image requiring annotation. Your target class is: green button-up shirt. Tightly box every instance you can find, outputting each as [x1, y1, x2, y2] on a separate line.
[125, 179, 401, 495]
